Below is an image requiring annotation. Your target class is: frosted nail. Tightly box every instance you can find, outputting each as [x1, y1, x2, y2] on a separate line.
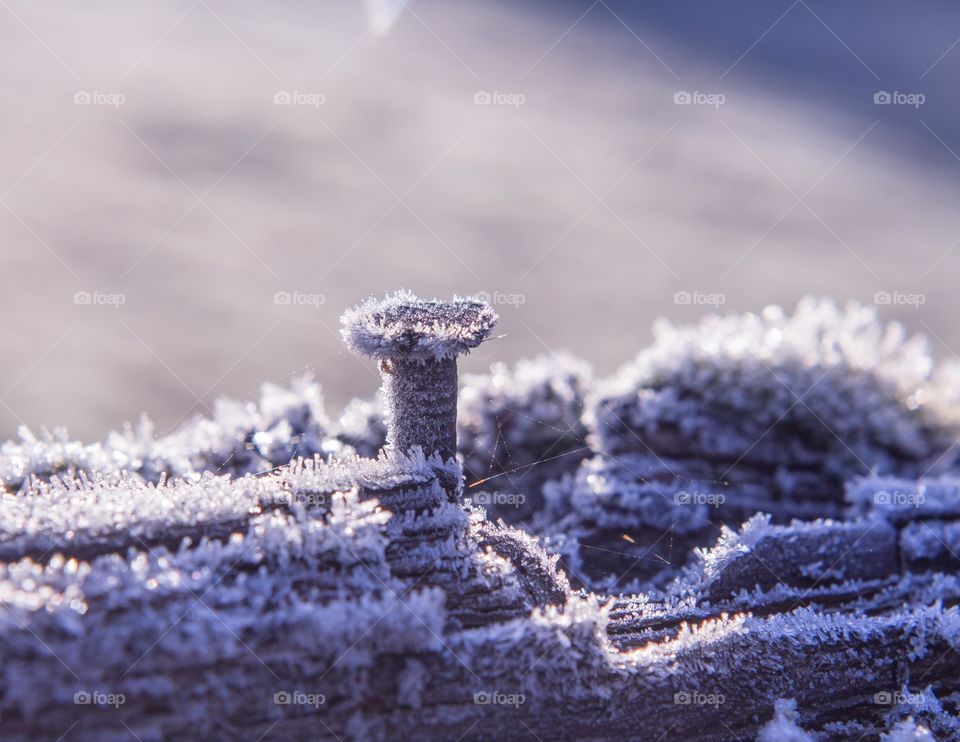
[341, 291, 498, 462]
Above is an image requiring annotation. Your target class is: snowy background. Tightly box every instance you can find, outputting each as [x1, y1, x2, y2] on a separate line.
[3, 0, 960, 439]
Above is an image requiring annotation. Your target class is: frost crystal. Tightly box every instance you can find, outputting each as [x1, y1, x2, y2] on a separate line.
[592, 298, 959, 516]
[882, 686, 959, 741]
[3, 295, 960, 739]
[882, 720, 937, 742]
[0, 374, 340, 489]
[756, 699, 814, 742]
[339, 290, 497, 362]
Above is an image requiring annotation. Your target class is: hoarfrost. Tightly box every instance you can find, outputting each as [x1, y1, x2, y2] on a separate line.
[3, 296, 960, 739]
[756, 698, 814, 742]
[339, 290, 498, 362]
[592, 299, 960, 512]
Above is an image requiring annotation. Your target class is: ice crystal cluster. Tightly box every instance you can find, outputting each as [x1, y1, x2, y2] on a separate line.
[756, 699, 814, 741]
[591, 298, 959, 511]
[2, 296, 959, 740]
[339, 290, 497, 362]
[0, 374, 341, 489]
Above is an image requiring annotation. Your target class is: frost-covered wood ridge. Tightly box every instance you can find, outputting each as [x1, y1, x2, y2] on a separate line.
[2, 295, 960, 741]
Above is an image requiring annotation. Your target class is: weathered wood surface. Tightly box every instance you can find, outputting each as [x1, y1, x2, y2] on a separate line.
[4, 299, 960, 740]
[1, 457, 959, 741]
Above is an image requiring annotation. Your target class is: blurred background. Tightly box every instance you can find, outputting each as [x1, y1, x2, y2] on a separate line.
[2, 0, 960, 440]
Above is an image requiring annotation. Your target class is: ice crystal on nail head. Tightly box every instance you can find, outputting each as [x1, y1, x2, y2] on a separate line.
[340, 290, 498, 362]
